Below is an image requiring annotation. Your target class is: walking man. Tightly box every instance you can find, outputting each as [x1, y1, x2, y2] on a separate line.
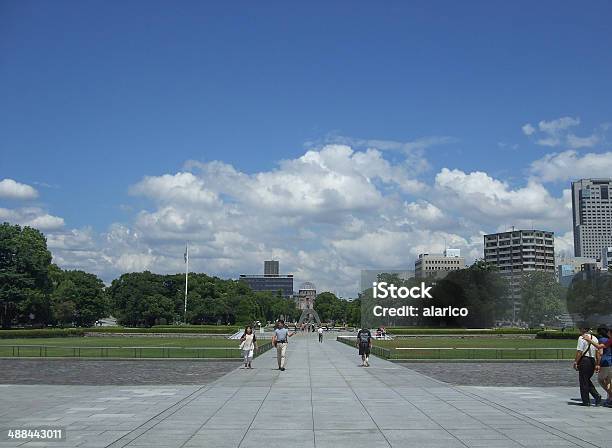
[574, 326, 602, 406]
[272, 320, 295, 371]
[583, 326, 612, 406]
[318, 326, 323, 343]
[357, 327, 372, 367]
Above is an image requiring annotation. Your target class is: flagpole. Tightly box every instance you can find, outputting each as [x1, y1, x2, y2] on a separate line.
[184, 243, 189, 324]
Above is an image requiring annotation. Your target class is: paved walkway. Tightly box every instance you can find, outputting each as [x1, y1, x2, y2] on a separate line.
[1, 334, 610, 447]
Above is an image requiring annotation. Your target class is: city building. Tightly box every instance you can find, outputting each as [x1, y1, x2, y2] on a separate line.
[239, 260, 294, 298]
[572, 178, 612, 259]
[359, 269, 415, 293]
[295, 282, 317, 310]
[602, 247, 612, 270]
[264, 260, 279, 276]
[555, 255, 599, 287]
[484, 230, 555, 320]
[414, 249, 465, 278]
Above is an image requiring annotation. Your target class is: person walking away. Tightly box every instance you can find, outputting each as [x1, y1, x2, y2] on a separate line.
[318, 326, 323, 343]
[357, 327, 372, 367]
[272, 320, 295, 371]
[239, 325, 257, 369]
[574, 326, 602, 406]
[584, 326, 612, 406]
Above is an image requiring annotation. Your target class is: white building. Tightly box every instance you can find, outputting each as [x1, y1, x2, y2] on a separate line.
[414, 249, 465, 278]
[484, 230, 555, 320]
[572, 179, 612, 259]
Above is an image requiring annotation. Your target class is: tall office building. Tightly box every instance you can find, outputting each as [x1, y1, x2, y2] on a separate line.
[484, 230, 555, 320]
[555, 255, 599, 287]
[264, 260, 279, 276]
[602, 247, 612, 270]
[572, 179, 612, 259]
[414, 249, 465, 278]
[240, 260, 293, 298]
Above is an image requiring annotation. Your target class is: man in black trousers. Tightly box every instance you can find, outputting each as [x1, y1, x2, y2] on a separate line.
[574, 325, 602, 406]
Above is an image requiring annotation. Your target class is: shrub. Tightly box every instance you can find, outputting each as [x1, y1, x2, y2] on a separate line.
[536, 330, 580, 339]
[386, 327, 540, 335]
[85, 326, 240, 334]
[0, 328, 85, 339]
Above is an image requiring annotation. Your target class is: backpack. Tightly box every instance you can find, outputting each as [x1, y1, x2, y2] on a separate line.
[358, 330, 371, 344]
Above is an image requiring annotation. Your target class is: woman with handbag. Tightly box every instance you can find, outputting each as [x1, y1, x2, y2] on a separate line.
[239, 325, 257, 369]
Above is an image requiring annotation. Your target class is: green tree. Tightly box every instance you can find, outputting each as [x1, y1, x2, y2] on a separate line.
[140, 294, 175, 327]
[51, 279, 78, 326]
[107, 271, 169, 326]
[314, 292, 338, 322]
[566, 271, 612, 326]
[519, 271, 565, 327]
[52, 270, 108, 327]
[235, 296, 262, 325]
[0, 223, 53, 328]
[347, 298, 361, 326]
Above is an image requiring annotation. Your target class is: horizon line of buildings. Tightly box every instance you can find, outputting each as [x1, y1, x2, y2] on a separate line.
[240, 178, 612, 315]
[239, 260, 317, 311]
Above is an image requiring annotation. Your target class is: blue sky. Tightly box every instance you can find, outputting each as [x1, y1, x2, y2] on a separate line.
[1, 1, 612, 295]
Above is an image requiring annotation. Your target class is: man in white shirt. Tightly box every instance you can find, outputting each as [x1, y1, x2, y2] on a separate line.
[574, 326, 602, 406]
[317, 326, 323, 343]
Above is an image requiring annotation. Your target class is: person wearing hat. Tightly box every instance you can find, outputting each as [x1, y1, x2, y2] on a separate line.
[574, 326, 602, 406]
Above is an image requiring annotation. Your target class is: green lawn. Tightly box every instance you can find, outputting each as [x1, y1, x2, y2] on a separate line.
[369, 337, 577, 360]
[378, 337, 576, 349]
[0, 336, 255, 359]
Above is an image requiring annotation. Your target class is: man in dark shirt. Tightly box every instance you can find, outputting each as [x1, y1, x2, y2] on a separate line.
[357, 327, 372, 367]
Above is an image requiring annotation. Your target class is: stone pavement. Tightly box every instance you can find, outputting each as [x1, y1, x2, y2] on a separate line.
[403, 361, 578, 386]
[0, 359, 240, 385]
[1, 334, 610, 448]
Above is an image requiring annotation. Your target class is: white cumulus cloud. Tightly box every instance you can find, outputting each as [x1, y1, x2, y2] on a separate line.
[530, 150, 612, 183]
[0, 178, 39, 200]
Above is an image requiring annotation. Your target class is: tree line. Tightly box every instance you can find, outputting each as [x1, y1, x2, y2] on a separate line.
[0, 222, 360, 328]
[359, 262, 576, 328]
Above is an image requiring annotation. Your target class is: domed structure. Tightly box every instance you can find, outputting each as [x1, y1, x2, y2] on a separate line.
[296, 282, 317, 310]
[299, 282, 316, 291]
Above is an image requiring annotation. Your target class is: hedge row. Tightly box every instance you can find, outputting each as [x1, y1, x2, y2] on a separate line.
[385, 327, 541, 335]
[0, 326, 242, 338]
[536, 330, 581, 339]
[86, 326, 240, 334]
[152, 325, 241, 331]
[0, 328, 85, 339]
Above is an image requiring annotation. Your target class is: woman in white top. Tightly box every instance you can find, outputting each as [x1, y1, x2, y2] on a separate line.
[239, 326, 257, 369]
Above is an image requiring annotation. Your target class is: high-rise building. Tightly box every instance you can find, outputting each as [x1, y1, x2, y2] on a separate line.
[264, 260, 279, 276]
[359, 269, 415, 293]
[555, 255, 599, 287]
[414, 249, 465, 278]
[601, 247, 612, 270]
[484, 230, 555, 320]
[572, 179, 612, 259]
[240, 260, 293, 298]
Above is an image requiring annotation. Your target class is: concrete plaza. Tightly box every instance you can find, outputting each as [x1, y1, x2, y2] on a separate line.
[1, 334, 610, 448]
